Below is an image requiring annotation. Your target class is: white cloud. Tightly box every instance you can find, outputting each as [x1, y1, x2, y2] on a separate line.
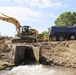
[27, 0, 55, 8]
[63, 4, 68, 8]
[6, 0, 10, 1]
[49, 13, 57, 19]
[29, 0, 40, 7]
[55, 2, 62, 7]
[54, 2, 68, 8]
[49, 13, 54, 17]
[0, 6, 43, 22]
[0, 0, 10, 1]
[14, 0, 67, 8]
[39, 0, 54, 8]
[14, 0, 30, 4]
[14, 0, 54, 8]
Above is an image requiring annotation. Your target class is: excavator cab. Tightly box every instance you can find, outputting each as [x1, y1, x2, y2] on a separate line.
[12, 25, 37, 43]
[19, 26, 31, 38]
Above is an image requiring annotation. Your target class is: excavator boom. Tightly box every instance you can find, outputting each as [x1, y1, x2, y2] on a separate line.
[0, 14, 20, 30]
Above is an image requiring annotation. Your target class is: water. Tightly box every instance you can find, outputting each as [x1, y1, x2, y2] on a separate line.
[0, 64, 76, 75]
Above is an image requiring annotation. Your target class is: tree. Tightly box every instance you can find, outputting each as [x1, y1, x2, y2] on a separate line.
[41, 27, 51, 36]
[41, 31, 48, 36]
[55, 12, 76, 26]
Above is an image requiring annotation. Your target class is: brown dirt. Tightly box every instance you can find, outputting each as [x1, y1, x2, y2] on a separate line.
[0, 38, 11, 61]
[0, 37, 76, 68]
[40, 41, 76, 68]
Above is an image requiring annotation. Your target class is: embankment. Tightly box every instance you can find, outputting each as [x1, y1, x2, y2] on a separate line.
[0, 37, 76, 68]
[40, 41, 76, 68]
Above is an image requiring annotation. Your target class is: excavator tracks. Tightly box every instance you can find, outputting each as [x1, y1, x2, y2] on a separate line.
[12, 38, 37, 43]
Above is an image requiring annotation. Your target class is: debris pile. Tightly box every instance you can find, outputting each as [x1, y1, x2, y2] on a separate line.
[0, 38, 11, 60]
[41, 41, 76, 68]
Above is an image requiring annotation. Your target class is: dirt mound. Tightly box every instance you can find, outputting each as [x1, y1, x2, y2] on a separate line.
[40, 41, 76, 68]
[0, 38, 11, 60]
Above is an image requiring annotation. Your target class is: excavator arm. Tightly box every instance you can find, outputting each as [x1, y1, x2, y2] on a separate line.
[0, 14, 20, 30]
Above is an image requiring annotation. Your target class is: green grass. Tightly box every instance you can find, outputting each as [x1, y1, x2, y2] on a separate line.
[0, 65, 4, 70]
[0, 63, 15, 70]
[8, 63, 15, 66]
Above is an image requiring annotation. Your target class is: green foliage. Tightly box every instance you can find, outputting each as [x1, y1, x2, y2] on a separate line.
[41, 31, 48, 36]
[55, 11, 76, 26]
[48, 27, 51, 31]
[41, 27, 51, 36]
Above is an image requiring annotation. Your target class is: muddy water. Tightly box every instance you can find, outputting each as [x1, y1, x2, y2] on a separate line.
[0, 64, 76, 75]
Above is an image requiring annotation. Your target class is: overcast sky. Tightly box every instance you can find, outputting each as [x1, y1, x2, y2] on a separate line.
[0, 0, 75, 36]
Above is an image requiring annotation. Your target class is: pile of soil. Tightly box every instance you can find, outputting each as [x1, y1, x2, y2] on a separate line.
[1, 36, 76, 68]
[40, 41, 76, 68]
[0, 38, 11, 60]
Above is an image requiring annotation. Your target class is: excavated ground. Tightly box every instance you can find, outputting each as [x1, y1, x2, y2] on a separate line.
[0, 38, 11, 65]
[40, 41, 76, 68]
[0, 37, 76, 68]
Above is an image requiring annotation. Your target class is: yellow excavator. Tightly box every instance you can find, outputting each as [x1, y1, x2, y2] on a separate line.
[37, 34, 48, 42]
[0, 14, 38, 43]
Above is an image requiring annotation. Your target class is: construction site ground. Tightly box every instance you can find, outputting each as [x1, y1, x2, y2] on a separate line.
[0, 37, 76, 68]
